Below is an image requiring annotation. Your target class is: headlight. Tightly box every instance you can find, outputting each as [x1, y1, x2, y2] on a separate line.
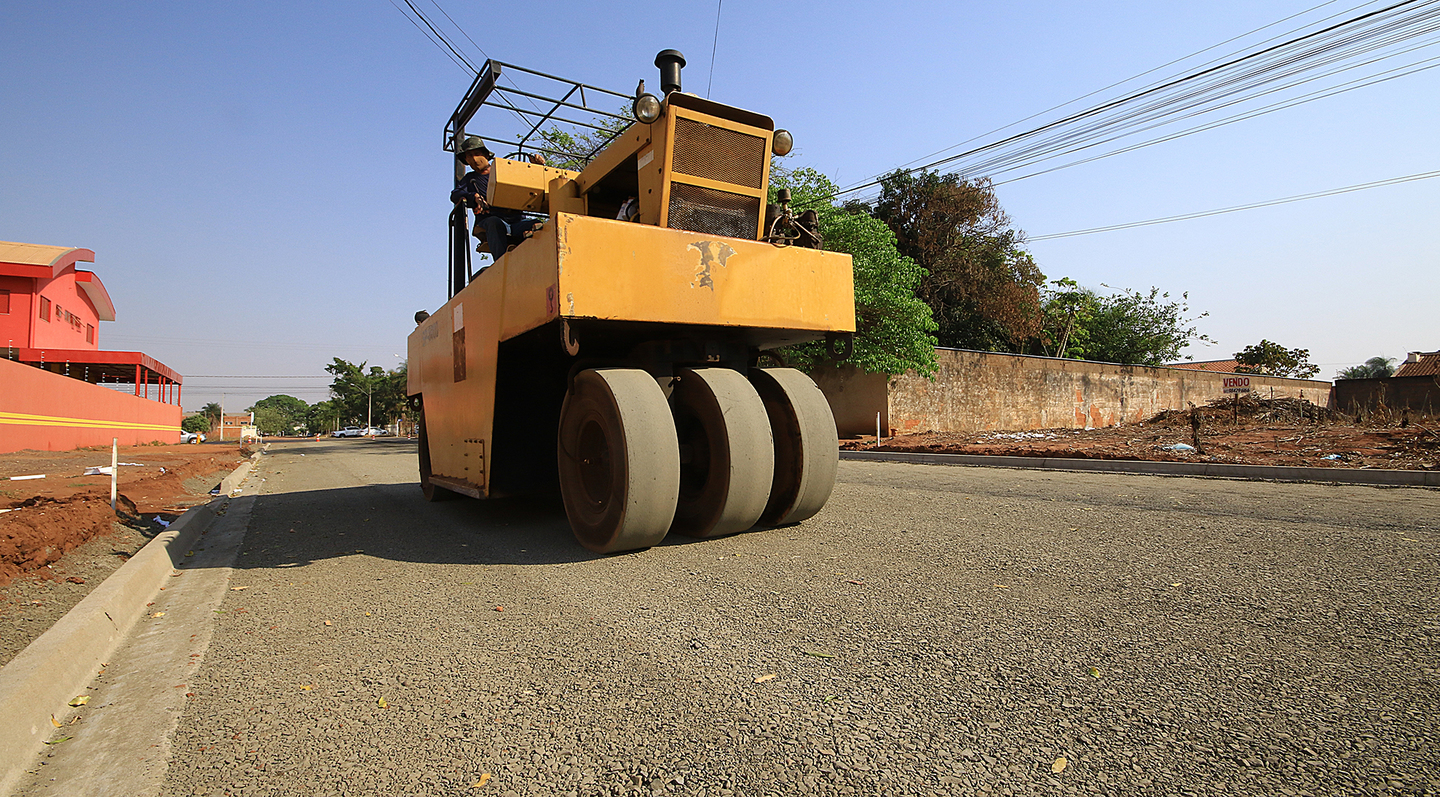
[772, 129, 794, 156]
[633, 93, 662, 124]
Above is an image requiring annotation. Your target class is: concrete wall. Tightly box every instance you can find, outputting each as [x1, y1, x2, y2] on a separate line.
[816, 348, 1334, 436]
[1334, 375, 1440, 416]
[811, 364, 890, 437]
[0, 358, 182, 453]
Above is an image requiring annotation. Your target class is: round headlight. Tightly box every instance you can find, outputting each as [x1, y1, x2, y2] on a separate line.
[633, 93, 662, 124]
[772, 129, 794, 156]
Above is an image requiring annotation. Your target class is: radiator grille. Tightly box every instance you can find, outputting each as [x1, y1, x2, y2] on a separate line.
[666, 183, 760, 240]
[672, 117, 767, 189]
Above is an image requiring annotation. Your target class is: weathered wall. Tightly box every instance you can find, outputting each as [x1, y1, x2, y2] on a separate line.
[889, 349, 1333, 433]
[815, 349, 1334, 436]
[0, 358, 182, 453]
[811, 364, 890, 438]
[1334, 375, 1440, 416]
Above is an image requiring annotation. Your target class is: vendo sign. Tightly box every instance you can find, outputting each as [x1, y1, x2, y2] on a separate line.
[1223, 376, 1252, 394]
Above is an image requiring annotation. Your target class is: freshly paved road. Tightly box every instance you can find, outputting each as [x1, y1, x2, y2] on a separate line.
[18, 439, 1440, 796]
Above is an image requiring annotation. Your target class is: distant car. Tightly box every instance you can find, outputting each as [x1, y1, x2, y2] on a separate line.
[180, 431, 206, 444]
[333, 426, 363, 438]
[365, 427, 389, 436]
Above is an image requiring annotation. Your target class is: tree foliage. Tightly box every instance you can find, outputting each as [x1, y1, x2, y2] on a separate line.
[536, 104, 635, 172]
[200, 402, 222, 429]
[1234, 340, 1321, 379]
[769, 166, 937, 377]
[1336, 356, 1396, 380]
[325, 358, 409, 427]
[1028, 280, 1212, 365]
[866, 170, 1044, 351]
[181, 414, 211, 434]
[247, 395, 309, 435]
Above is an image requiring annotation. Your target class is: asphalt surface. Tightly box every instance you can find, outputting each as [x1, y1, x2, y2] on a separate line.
[17, 438, 1440, 796]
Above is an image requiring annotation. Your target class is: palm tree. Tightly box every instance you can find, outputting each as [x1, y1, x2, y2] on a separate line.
[201, 402, 223, 431]
[1336, 356, 1396, 380]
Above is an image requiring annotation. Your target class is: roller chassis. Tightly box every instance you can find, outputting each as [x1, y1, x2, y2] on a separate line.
[411, 54, 854, 552]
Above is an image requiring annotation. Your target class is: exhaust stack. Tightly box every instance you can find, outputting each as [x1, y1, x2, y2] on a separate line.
[655, 49, 686, 95]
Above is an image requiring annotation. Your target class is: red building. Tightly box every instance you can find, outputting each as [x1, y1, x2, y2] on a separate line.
[1, 241, 182, 452]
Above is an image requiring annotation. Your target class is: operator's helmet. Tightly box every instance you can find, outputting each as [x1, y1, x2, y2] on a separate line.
[457, 136, 493, 159]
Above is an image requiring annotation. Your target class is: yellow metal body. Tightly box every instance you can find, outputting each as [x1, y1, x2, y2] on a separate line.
[411, 92, 853, 499]
[408, 214, 852, 497]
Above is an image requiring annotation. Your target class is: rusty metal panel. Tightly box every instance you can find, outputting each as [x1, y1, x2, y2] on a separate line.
[554, 214, 853, 333]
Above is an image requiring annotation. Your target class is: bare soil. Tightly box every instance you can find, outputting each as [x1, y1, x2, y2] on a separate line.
[0, 441, 248, 666]
[847, 394, 1440, 471]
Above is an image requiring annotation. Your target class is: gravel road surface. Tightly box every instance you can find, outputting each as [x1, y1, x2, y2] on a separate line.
[20, 439, 1440, 796]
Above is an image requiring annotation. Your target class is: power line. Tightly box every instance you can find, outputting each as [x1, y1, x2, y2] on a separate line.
[836, 0, 1440, 197]
[889, 0, 1350, 173]
[707, 0, 724, 98]
[1027, 167, 1440, 240]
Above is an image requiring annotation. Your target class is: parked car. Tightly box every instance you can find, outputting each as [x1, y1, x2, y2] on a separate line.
[333, 426, 363, 438]
[180, 431, 206, 444]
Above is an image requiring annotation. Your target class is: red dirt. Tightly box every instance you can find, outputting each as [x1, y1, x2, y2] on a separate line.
[0, 443, 247, 586]
[847, 395, 1440, 472]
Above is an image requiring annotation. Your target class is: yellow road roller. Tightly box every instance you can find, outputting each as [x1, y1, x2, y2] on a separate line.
[406, 51, 855, 552]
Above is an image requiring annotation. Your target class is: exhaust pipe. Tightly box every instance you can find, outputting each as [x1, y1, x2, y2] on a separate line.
[655, 49, 686, 95]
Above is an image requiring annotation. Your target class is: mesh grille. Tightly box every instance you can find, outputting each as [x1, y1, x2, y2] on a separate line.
[672, 117, 767, 189]
[667, 183, 760, 239]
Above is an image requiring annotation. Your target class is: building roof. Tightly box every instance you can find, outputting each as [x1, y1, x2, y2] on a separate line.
[17, 348, 181, 384]
[1394, 351, 1440, 378]
[0, 241, 95, 275]
[0, 240, 114, 321]
[1165, 359, 1242, 373]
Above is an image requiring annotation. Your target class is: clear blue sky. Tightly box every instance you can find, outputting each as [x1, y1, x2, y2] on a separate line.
[4, 0, 1436, 411]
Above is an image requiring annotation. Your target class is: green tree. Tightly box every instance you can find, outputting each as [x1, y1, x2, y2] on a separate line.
[305, 399, 341, 435]
[181, 414, 211, 434]
[536, 104, 635, 172]
[1234, 340, 1320, 379]
[247, 395, 309, 435]
[1029, 281, 1211, 365]
[1082, 286, 1211, 366]
[867, 170, 1045, 351]
[769, 166, 938, 377]
[1336, 356, 1396, 379]
[325, 359, 409, 428]
[200, 402, 222, 430]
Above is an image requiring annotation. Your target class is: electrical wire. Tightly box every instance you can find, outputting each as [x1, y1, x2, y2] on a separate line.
[707, 0, 724, 98]
[835, 0, 1440, 198]
[1027, 168, 1440, 240]
[890, 0, 1351, 172]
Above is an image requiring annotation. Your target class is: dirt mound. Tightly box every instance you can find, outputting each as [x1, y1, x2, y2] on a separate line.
[1149, 394, 1345, 426]
[0, 495, 123, 585]
[0, 443, 246, 586]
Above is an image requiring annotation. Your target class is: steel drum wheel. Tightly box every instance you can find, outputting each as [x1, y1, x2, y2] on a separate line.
[750, 368, 839, 526]
[418, 407, 458, 502]
[669, 368, 775, 537]
[557, 369, 680, 553]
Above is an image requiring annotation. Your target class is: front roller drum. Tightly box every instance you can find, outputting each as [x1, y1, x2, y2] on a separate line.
[670, 368, 775, 538]
[751, 368, 839, 526]
[557, 369, 680, 553]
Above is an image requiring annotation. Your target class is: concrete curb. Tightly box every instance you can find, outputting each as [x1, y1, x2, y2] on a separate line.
[841, 450, 1440, 487]
[0, 451, 260, 797]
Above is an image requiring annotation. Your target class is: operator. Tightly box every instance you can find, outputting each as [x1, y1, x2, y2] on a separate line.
[450, 136, 545, 259]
